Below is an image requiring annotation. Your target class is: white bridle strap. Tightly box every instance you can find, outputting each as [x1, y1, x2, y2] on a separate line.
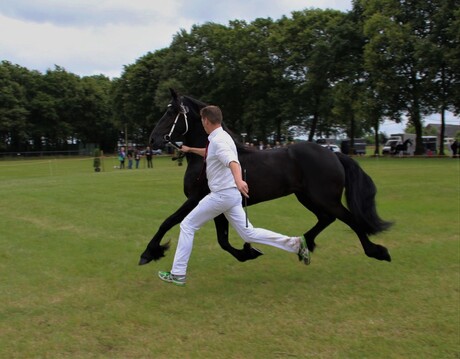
[165, 103, 189, 143]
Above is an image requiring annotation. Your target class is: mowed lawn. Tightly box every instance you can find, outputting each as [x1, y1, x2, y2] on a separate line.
[0, 155, 458, 358]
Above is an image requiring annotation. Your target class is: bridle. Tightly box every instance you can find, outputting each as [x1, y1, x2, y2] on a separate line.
[163, 102, 189, 151]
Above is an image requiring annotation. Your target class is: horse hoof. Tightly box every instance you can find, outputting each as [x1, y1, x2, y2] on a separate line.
[379, 246, 391, 262]
[138, 256, 152, 265]
[243, 243, 264, 260]
[251, 247, 264, 258]
[368, 245, 391, 262]
[306, 241, 316, 253]
[383, 252, 392, 262]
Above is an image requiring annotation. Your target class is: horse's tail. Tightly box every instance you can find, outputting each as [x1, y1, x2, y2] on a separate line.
[336, 153, 393, 235]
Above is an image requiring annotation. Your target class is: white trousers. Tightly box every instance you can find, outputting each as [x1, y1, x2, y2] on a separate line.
[171, 187, 300, 276]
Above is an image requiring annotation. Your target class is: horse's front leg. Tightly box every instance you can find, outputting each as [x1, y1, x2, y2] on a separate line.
[138, 197, 199, 265]
[214, 214, 264, 262]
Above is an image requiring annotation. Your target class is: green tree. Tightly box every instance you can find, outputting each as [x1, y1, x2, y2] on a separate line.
[361, 0, 456, 154]
[77, 75, 116, 151]
[0, 61, 31, 151]
[273, 9, 351, 141]
[241, 18, 296, 144]
[149, 20, 291, 144]
[37, 66, 82, 149]
[111, 49, 169, 146]
[161, 22, 247, 129]
[334, 4, 389, 154]
[450, 9, 460, 113]
[419, 0, 459, 154]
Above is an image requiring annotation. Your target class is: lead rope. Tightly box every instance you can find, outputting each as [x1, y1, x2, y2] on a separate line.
[197, 140, 209, 181]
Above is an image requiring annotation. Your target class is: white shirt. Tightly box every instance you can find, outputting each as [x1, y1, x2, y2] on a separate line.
[206, 127, 240, 192]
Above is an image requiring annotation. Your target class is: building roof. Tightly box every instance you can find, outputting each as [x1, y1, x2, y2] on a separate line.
[425, 123, 460, 138]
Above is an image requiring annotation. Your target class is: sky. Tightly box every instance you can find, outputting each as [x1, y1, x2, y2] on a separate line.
[1, 0, 352, 78]
[1, 0, 458, 134]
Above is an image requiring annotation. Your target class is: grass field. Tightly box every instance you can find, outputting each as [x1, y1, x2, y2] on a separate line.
[0, 155, 459, 358]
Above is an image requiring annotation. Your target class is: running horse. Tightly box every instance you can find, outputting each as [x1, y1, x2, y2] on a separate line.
[139, 89, 392, 265]
[393, 139, 413, 156]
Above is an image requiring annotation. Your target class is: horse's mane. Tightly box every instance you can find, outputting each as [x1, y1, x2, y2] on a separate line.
[222, 123, 257, 153]
[182, 94, 256, 153]
[182, 95, 208, 109]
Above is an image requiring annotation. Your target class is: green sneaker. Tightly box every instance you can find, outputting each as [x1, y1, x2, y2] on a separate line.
[158, 271, 186, 286]
[297, 237, 311, 265]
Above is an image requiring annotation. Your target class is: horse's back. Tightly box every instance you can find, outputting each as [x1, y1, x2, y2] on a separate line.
[239, 142, 344, 204]
[239, 147, 298, 203]
[287, 142, 346, 206]
[288, 142, 344, 178]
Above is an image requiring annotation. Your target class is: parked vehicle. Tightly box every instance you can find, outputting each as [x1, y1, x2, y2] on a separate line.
[422, 136, 437, 155]
[321, 144, 341, 153]
[316, 139, 341, 153]
[142, 148, 162, 155]
[340, 138, 366, 155]
[316, 138, 338, 145]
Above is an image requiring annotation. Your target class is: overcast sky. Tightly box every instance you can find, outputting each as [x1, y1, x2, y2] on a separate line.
[1, 0, 457, 133]
[1, 0, 352, 78]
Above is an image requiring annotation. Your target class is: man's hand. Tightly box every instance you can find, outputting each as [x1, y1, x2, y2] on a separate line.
[229, 161, 249, 197]
[236, 179, 249, 198]
[179, 145, 206, 157]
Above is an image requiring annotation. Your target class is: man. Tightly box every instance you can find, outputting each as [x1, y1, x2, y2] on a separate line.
[118, 147, 126, 169]
[145, 146, 154, 168]
[451, 140, 458, 158]
[158, 105, 310, 286]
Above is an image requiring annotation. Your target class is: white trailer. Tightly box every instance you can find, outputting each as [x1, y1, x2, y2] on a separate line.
[382, 133, 416, 155]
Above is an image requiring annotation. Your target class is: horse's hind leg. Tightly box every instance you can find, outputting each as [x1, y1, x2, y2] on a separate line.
[214, 214, 263, 262]
[303, 214, 336, 252]
[295, 193, 390, 261]
[295, 193, 336, 252]
[333, 204, 391, 262]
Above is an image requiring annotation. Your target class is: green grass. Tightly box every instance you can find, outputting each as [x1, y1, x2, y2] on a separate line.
[0, 155, 459, 358]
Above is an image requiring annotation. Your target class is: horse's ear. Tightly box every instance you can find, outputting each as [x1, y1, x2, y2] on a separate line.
[169, 88, 179, 100]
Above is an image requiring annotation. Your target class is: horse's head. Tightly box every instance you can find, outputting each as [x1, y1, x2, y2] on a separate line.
[149, 88, 207, 150]
[149, 89, 188, 149]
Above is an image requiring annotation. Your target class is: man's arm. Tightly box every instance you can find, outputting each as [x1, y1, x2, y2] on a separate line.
[180, 145, 206, 157]
[229, 161, 249, 198]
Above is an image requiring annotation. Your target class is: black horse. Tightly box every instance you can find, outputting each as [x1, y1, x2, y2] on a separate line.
[393, 139, 413, 156]
[139, 89, 392, 265]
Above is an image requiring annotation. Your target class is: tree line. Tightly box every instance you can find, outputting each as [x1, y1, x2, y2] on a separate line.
[1, 0, 458, 155]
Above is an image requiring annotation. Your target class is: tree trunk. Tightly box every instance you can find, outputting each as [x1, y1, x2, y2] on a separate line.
[349, 112, 355, 153]
[413, 111, 424, 155]
[440, 111, 446, 156]
[308, 95, 320, 142]
[439, 65, 447, 156]
[373, 118, 380, 155]
[409, 73, 424, 155]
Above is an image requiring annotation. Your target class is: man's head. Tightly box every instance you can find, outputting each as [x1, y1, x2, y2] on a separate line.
[200, 105, 223, 134]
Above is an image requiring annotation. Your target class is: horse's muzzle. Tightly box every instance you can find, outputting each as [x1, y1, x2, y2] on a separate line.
[148, 133, 166, 150]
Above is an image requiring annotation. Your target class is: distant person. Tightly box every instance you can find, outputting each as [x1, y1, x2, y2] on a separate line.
[118, 147, 126, 169]
[127, 147, 133, 169]
[451, 140, 458, 158]
[145, 146, 154, 168]
[134, 148, 141, 169]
